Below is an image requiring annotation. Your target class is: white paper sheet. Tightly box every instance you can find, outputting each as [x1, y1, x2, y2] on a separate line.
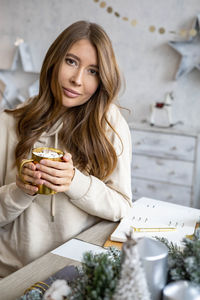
[51, 238, 107, 262]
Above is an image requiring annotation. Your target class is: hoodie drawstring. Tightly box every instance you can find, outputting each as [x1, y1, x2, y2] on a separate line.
[51, 194, 55, 222]
[50, 131, 59, 222]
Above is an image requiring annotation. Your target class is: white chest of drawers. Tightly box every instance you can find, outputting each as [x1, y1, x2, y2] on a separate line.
[129, 123, 200, 208]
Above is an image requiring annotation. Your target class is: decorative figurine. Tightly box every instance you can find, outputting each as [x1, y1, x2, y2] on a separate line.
[150, 91, 174, 127]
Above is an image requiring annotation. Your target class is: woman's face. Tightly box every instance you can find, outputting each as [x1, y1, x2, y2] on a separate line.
[58, 39, 100, 108]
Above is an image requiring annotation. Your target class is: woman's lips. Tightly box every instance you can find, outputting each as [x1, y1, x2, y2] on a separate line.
[62, 87, 81, 98]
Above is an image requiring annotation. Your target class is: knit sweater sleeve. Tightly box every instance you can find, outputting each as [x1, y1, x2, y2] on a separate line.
[0, 112, 36, 227]
[65, 104, 133, 222]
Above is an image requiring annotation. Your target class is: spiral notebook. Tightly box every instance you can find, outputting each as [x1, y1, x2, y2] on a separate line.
[110, 197, 200, 247]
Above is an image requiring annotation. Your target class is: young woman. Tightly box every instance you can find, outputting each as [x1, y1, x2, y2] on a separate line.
[0, 20, 132, 278]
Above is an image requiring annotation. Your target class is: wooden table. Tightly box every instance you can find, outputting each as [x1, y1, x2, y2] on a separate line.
[0, 221, 117, 300]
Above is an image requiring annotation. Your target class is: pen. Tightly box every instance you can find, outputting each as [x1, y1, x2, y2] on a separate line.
[131, 226, 176, 232]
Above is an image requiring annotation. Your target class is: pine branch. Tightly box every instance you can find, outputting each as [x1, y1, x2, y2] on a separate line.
[69, 247, 121, 300]
[156, 228, 200, 284]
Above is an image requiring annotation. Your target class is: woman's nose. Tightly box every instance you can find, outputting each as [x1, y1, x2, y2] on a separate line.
[70, 68, 83, 86]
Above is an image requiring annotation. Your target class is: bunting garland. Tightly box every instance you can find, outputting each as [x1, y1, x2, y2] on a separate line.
[93, 0, 198, 38]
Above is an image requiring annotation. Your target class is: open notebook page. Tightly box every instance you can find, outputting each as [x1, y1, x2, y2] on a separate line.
[111, 197, 200, 247]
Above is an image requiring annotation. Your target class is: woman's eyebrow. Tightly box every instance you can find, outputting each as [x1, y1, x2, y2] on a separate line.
[66, 53, 80, 61]
[66, 53, 98, 69]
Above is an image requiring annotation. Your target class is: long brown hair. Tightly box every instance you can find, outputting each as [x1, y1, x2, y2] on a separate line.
[7, 20, 122, 180]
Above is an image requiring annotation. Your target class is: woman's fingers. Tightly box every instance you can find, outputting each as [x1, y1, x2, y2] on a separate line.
[42, 179, 72, 193]
[23, 162, 37, 171]
[36, 155, 74, 178]
[42, 172, 73, 185]
[23, 174, 44, 185]
[37, 157, 72, 170]
[63, 153, 72, 162]
[37, 164, 74, 185]
[16, 175, 38, 195]
[36, 163, 73, 178]
[21, 163, 43, 185]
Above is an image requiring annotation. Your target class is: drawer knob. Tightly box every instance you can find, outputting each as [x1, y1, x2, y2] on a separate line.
[156, 160, 164, 166]
[170, 146, 177, 151]
[147, 184, 156, 191]
[169, 170, 175, 175]
[133, 165, 139, 169]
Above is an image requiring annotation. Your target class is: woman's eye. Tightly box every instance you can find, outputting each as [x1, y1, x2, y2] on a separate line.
[89, 69, 99, 76]
[65, 58, 76, 66]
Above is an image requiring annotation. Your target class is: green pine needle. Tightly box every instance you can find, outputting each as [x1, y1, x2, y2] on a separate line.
[156, 228, 200, 284]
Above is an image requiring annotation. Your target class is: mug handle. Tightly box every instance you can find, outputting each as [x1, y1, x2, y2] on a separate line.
[19, 159, 34, 184]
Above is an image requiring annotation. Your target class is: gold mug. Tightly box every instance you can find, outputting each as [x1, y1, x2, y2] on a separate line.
[19, 147, 64, 195]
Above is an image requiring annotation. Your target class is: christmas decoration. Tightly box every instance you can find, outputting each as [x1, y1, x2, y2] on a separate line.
[168, 14, 200, 79]
[12, 38, 35, 73]
[17, 265, 79, 300]
[17, 289, 43, 300]
[163, 280, 200, 300]
[69, 247, 121, 299]
[157, 227, 200, 284]
[113, 237, 150, 300]
[0, 38, 39, 110]
[43, 279, 71, 300]
[92, 0, 198, 37]
[150, 91, 174, 127]
[0, 72, 25, 109]
[28, 80, 39, 98]
[137, 237, 168, 300]
[0, 79, 6, 105]
[16, 228, 200, 300]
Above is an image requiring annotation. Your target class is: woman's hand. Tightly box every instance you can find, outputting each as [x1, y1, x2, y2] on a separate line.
[16, 161, 43, 195]
[35, 153, 75, 193]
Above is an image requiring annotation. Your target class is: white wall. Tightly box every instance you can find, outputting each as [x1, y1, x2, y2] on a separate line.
[1, 0, 200, 131]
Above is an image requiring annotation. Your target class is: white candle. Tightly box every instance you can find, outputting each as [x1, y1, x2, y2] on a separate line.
[137, 237, 168, 300]
[163, 280, 200, 300]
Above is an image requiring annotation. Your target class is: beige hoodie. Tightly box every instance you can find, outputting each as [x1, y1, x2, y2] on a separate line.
[0, 104, 132, 278]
